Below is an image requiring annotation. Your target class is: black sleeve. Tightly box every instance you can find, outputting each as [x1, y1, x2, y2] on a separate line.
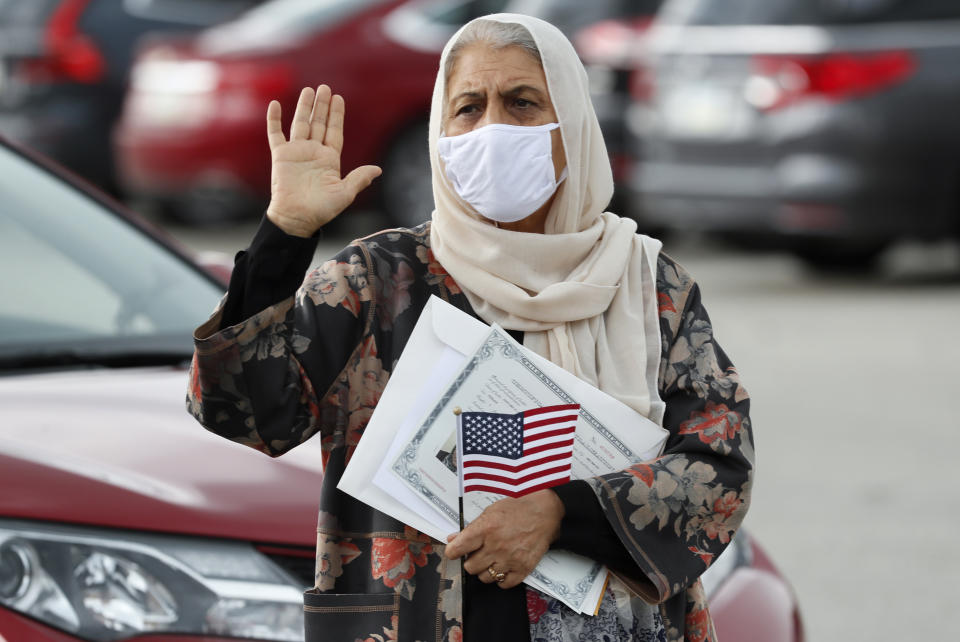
[463, 575, 529, 642]
[550, 480, 640, 576]
[219, 216, 320, 329]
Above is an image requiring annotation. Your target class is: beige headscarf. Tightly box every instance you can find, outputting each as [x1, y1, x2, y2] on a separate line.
[429, 13, 665, 423]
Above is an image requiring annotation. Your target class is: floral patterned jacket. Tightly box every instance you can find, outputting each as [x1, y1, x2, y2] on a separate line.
[187, 223, 754, 642]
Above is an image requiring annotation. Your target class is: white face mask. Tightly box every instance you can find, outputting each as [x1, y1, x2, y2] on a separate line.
[437, 122, 567, 223]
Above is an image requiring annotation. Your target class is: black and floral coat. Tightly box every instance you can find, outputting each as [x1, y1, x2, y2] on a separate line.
[187, 223, 754, 642]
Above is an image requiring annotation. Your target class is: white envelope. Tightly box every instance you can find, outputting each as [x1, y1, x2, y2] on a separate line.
[338, 296, 486, 541]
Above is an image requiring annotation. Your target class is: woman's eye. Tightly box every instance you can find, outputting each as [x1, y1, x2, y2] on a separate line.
[514, 98, 535, 109]
[456, 104, 479, 116]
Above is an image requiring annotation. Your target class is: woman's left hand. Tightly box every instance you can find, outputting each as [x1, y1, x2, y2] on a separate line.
[444, 489, 564, 589]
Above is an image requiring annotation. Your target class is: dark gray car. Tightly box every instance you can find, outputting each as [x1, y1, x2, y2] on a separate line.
[0, 0, 260, 194]
[626, 0, 960, 268]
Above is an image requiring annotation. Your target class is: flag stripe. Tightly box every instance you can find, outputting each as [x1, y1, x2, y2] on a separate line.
[464, 456, 573, 479]
[524, 414, 579, 430]
[464, 463, 572, 486]
[523, 404, 580, 418]
[463, 471, 572, 496]
[461, 440, 574, 466]
[464, 468, 572, 492]
[523, 437, 576, 455]
[523, 421, 577, 437]
[460, 483, 563, 498]
[523, 426, 576, 444]
[461, 450, 571, 472]
[522, 411, 579, 425]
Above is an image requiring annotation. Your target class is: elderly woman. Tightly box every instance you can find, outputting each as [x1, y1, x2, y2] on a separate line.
[187, 14, 753, 642]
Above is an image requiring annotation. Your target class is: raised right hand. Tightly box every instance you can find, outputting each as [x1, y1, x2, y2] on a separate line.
[265, 85, 382, 238]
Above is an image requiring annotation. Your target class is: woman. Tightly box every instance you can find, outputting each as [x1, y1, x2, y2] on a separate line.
[188, 14, 753, 642]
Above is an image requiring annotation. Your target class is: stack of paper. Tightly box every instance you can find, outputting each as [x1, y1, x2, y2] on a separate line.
[339, 296, 668, 615]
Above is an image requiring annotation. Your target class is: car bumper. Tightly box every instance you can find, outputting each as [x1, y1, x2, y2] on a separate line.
[0, 606, 296, 642]
[113, 121, 269, 198]
[629, 156, 956, 242]
[0, 606, 274, 642]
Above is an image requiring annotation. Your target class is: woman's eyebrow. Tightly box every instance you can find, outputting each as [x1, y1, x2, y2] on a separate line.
[501, 85, 548, 101]
[450, 90, 485, 104]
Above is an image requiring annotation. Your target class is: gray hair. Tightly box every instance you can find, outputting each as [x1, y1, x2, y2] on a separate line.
[444, 20, 542, 86]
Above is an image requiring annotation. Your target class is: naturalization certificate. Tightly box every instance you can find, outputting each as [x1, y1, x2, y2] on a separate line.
[389, 325, 668, 614]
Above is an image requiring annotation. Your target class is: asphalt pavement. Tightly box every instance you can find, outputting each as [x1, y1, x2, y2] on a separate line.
[162, 211, 960, 642]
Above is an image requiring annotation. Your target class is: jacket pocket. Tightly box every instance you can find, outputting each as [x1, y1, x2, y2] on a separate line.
[303, 590, 398, 642]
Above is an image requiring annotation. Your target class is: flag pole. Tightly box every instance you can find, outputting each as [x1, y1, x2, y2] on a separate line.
[453, 407, 467, 637]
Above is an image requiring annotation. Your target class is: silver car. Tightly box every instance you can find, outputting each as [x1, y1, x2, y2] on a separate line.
[626, 0, 960, 269]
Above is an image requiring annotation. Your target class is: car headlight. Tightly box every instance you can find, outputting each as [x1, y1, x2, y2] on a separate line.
[0, 519, 305, 641]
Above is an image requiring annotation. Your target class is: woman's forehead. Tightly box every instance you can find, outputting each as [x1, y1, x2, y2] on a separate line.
[446, 43, 548, 97]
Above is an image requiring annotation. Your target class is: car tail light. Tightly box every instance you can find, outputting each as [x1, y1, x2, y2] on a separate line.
[629, 64, 656, 103]
[20, 0, 105, 84]
[127, 55, 294, 128]
[610, 152, 632, 183]
[219, 59, 295, 102]
[575, 18, 652, 67]
[746, 50, 914, 111]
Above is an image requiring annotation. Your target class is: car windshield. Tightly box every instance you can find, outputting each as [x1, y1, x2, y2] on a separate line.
[659, 0, 960, 25]
[506, 0, 661, 28]
[417, 0, 510, 27]
[222, 0, 387, 36]
[0, 144, 223, 369]
[197, 0, 389, 51]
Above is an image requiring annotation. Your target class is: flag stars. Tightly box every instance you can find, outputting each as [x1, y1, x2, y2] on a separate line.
[462, 412, 524, 458]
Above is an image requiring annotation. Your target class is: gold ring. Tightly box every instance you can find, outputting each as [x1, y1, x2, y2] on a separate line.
[487, 565, 506, 583]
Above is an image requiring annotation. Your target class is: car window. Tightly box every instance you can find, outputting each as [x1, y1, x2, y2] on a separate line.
[418, 0, 510, 26]
[505, 0, 661, 27]
[660, 0, 960, 25]
[382, 0, 510, 54]
[0, 0, 54, 21]
[122, 0, 264, 26]
[845, 0, 960, 21]
[0, 0, 59, 56]
[0, 145, 223, 361]
[225, 0, 388, 35]
[659, 0, 815, 26]
[406, 0, 660, 45]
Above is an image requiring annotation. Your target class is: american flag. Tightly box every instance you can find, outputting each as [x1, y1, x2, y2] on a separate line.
[458, 403, 580, 498]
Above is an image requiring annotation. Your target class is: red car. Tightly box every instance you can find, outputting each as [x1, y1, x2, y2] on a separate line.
[0, 137, 802, 640]
[113, 0, 487, 228]
[0, 136, 323, 642]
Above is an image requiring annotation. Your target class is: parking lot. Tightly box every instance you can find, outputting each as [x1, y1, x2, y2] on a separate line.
[4, 0, 960, 638]
[161, 213, 960, 642]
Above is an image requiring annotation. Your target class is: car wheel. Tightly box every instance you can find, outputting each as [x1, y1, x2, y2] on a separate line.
[789, 240, 888, 273]
[380, 120, 434, 229]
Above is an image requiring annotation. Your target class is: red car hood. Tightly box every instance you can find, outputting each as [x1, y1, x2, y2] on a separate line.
[0, 367, 324, 547]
